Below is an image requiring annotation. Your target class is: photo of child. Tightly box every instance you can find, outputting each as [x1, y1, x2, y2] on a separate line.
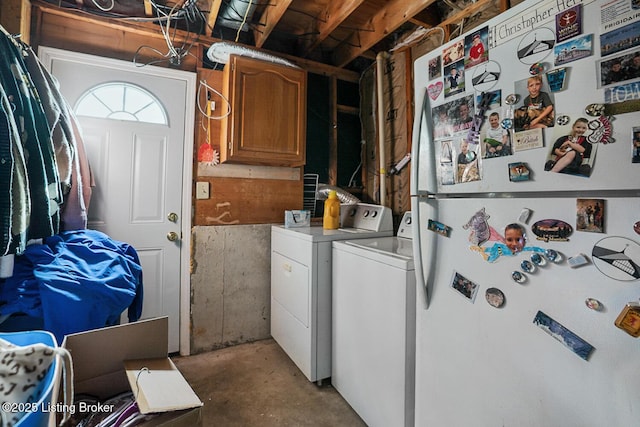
[504, 223, 526, 253]
[465, 27, 489, 69]
[482, 111, 512, 158]
[443, 40, 465, 65]
[456, 139, 480, 183]
[513, 75, 555, 131]
[444, 60, 465, 97]
[544, 117, 596, 177]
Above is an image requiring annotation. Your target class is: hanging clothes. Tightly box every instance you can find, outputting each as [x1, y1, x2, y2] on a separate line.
[0, 29, 60, 253]
[22, 44, 93, 231]
[0, 26, 92, 258]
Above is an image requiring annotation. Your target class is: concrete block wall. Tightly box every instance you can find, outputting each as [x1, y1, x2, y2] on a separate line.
[190, 224, 272, 354]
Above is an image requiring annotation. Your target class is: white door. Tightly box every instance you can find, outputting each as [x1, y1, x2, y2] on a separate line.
[39, 47, 195, 354]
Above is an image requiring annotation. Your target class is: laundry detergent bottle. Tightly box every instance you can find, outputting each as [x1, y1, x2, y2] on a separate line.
[323, 190, 340, 230]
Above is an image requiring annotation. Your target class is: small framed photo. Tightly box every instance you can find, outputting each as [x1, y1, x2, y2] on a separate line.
[597, 47, 640, 88]
[429, 56, 442, 80]
[633, 126, 640, 163]
[576, 198, 604, 233]
[450, 271, 479, 303]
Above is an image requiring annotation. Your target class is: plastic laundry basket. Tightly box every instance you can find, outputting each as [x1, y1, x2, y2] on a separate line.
[0, 330, 62, 427]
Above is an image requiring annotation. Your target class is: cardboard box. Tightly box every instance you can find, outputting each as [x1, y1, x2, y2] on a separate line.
[62, 317, 203, 426]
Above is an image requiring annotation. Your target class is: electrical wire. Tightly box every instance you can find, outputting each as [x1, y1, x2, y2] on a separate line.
[90, 0, 115, 12]
[196, 79, 232, 120]
[234, 0, 253, 42]
[133, 0, 204, 67]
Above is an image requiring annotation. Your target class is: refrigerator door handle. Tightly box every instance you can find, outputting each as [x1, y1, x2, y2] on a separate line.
[411, 88, 437, 309]
[411, 196, 439, 309]
[410, 88, 437, 197]
[411, 195, 428, 309]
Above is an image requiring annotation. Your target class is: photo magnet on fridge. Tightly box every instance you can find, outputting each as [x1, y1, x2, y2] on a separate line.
[485, 288, 505, 308]
[533, 311, 595, 361]
[614, 302, 640, 337]
[531, 219, 573, 242]
[592, 236, 640, 281]
[576, 198, 604, 233]
[450, 271, 480, 303]
[428, 219, 452, 237]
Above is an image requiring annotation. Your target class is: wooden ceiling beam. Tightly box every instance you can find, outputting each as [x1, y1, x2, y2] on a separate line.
[438, 0, 496, 40]
[331, 0, 437, 68]
[205, 0, 223, 37]
[302, 0, 365, 56]
[253, 0, 293, 48]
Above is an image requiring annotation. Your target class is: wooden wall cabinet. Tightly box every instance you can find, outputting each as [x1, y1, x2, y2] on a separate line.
[221, 55, 307, 167]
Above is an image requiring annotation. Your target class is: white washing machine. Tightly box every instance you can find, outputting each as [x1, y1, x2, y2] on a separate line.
[270, 203, 393, 383]
[331, 211, 415, 427]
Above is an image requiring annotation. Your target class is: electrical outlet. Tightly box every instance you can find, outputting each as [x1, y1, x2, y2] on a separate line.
[196, 181, 209, 200]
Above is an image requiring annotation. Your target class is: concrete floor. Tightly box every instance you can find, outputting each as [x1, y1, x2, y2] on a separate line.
[172, 339, 366, 427]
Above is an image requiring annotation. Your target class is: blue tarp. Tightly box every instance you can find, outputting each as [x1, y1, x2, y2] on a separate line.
[0, 229, 143, 343]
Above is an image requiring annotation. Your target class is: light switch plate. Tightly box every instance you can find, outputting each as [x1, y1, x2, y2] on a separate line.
[196, 181, 209, 199]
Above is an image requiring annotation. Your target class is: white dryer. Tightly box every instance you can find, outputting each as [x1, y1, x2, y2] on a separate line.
[331, 211, 415, 427]
[270, 203, 393, 383]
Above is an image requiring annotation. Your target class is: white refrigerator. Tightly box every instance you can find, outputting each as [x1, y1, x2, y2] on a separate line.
[410, 0, 640, 425]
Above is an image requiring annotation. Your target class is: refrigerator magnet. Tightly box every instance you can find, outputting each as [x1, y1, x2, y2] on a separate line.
[585, 298, 602, 311]
[533, 311, 594, 360]
[556, 114, 570, 126]
[485, 288, 505, 308]
[568, 253, 589, 268]
[529, 62, 545, 75]
[614, 303, 640, 337]
[511, 271, 527, 283]
[427, 219, 452, 237]
[508, 162, 530, 181]
[545, 249, 562, 263]
[592, 236, 640, 280]
[521, 260, 536, 273]
[531, 252, 546, 266]
[531, 219, 572, 242]
[546, 68, 568, 92]
[451, 271, 480, 303]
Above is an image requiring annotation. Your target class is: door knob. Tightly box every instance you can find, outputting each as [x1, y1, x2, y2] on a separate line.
[167, 231, 179, 242]
[168, 212, 178, 222]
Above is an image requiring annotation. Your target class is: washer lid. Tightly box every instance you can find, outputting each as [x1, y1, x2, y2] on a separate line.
[272, 225, 393, 242]
[336, 237, 414, 270]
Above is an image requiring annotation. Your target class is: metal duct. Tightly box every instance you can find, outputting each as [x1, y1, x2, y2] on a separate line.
[206, 41, 300, 68]
[317, 184, 361, 205]
[218, 0, 258, 32]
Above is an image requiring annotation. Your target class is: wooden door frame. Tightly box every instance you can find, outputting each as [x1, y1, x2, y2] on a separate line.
[38, 46, 196, 356]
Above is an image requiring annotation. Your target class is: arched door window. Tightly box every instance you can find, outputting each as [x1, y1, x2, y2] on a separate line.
[74, 82, 168, 125]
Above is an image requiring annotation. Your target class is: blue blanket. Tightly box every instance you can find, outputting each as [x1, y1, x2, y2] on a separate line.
[0, 230, 143, 343]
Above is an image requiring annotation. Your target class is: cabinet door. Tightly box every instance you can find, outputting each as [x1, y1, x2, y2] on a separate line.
[222, 55, 306, 167]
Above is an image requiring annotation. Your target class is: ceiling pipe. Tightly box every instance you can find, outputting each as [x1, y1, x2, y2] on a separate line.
[218, 0, 258, 31]
[375, 51, 390, 207]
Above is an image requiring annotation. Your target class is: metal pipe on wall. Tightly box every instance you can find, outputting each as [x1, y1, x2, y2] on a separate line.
[375, 51, 389, 206]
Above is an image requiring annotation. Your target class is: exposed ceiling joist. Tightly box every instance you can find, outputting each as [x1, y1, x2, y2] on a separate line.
[206, 0, 223, 35]
[331, 0, 437, 67]
[253, 0, 293, 48]
[301, 0, 365, 57]
[438, 0, 498, 38]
